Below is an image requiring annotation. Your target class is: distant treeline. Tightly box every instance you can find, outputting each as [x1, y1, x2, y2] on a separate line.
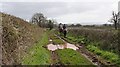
[29, 11, 119, 30]
[68, 24, 114, 27]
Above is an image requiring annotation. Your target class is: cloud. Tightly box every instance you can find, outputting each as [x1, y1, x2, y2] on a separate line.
[118, 1, 120, 11]
[0, 0, 119, 2]
[1, 1, 119, 25]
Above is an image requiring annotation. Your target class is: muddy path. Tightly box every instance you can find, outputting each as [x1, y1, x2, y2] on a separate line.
[47, 34, 94, 66]
[50, 51, 65, 67]
[51, 51, 59, 65]
[55, 35, 96, 65]
[46, 35, 64, 66]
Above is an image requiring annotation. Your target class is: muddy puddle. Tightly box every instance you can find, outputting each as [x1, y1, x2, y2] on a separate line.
[47, 43, 79, 51]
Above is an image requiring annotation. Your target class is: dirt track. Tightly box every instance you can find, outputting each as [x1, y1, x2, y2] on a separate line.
[48, 34, 94, 66]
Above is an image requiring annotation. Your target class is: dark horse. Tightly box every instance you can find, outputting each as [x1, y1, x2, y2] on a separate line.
[58, 23, 67, 37]
[63, 24, 67, 37]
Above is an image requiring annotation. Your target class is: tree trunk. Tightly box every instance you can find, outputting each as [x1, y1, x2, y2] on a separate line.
[114, 21, 117, 30]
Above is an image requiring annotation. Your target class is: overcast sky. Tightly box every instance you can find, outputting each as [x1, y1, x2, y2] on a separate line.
[0, 0, 119, 25]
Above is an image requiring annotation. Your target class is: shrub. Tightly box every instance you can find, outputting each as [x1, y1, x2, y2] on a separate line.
[68, 28, 119, 54]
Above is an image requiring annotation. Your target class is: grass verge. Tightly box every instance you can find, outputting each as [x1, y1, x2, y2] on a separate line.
[22, 31, 51, 65]
[87, 44, 120, 65]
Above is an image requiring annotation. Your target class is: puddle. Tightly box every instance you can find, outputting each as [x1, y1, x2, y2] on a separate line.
[47, 43, 79, 51]
[57, 45, 64, 49]
[47, 44, 58, 51]
[66, 43, 79, 50]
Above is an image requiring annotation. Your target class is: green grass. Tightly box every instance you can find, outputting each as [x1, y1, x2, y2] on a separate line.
[52, 38, 65, 44]
[67, 36, 86, 43]
[49, 31, 65, 45]
[56, 49, 93, 65]
[49, 35, 58, 40]
[87, 44, 120, 65]
[22, 32, 51, 65]
[50, 35, 65, 45]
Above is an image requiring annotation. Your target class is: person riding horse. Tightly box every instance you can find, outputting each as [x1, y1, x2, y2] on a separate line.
[63, 24, 67, 37]
[58, 23, 67, 37]
[58, 23, 63, 36]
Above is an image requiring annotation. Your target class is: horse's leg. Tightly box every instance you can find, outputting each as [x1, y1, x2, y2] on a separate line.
[60, 29, 63, 36]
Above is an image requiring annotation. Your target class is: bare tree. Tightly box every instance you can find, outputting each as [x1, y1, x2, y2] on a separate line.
[31, 13, 47, 27]
[109, 11, 118, 30]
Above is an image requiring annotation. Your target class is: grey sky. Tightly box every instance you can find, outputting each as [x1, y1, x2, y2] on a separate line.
[0, 0, 119, 25]
[118, 1, 120, 11]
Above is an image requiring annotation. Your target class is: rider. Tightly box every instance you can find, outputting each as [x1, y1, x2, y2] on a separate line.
[58, 23, 63, 36]
[63, 24, 67, 38]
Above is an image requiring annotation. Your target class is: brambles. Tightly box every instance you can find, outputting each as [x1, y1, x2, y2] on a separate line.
[68, 28, 118, 54]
